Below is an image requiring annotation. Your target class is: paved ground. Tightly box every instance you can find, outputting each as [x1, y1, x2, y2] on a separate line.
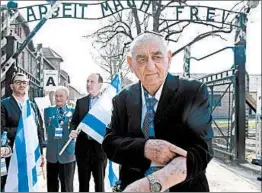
[207, 159, 261, 192]
[37, 158, 261, 192]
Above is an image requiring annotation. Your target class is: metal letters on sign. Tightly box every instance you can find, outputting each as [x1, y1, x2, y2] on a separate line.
[43, 70, 59, 91]
[11, 0, 244, 28]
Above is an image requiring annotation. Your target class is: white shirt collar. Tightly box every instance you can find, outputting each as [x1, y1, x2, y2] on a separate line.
[12, 94, 27, 108]
[90, 93, 101, 99]
[141, 79, 165, 106]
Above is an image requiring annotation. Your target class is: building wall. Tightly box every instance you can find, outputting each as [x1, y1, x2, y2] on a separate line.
[60, 75, 68, 87]
[43, 58, 56, 71]
[68, 85, 84, 107]
[2, 14, 42, 99]
[1, 9, 71, 99]
[69, 87, 83, 101]
[16, 48, 40, 80]
[46, 58, 61, 70]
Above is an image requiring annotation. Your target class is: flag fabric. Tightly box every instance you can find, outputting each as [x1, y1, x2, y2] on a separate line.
[77, 74, 121, 188]
[34, 96, 51, 140]
[5, 100, 41, 192]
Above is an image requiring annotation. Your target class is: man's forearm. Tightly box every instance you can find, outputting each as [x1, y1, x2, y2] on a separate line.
[124, 156, 187, 192]
[155, 156, 187, 191]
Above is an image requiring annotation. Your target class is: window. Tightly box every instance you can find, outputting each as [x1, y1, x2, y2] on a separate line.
[18, 26, 22, 37]
[21, 52, 25, 69]
[29, 55, 33, 74]
[14, 20, 19, 35]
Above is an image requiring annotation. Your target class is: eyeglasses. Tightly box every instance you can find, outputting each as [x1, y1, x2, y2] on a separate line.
[11, 73, 29, 83]
[14, 80, 28, 85]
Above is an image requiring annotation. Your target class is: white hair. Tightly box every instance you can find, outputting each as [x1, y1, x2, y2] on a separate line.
[129, 33, 168, 57]
[55, 86, 69, 97]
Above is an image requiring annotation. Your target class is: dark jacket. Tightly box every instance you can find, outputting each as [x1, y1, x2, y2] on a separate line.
[70, 95, 107, 161]
[44, 106, 75, 164]
[1, 96, 44, 154]
[102, 73, 214, 192]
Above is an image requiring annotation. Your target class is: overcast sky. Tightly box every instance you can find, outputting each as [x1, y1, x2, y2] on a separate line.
[3, 1, 261, 94]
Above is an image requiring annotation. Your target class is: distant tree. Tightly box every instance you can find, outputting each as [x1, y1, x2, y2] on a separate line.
[85, 0, 250, 79]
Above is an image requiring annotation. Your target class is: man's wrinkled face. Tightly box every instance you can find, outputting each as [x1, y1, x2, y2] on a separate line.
[11, 80, 29, 96]
[87, 74, 102, 96]
[127, 40, 172, 93]
[55, 90, 68, 107]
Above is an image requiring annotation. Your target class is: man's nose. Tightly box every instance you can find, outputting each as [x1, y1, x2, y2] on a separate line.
[146, 57, 156, 71]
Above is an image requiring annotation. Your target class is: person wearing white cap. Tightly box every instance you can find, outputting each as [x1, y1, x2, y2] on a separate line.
[1, 73, 45, 190]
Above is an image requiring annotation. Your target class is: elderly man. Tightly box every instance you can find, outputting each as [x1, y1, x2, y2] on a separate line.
[70, 73, 107, 192]
[102, 32, 213, 192]
[44, 86, 75, 192]
[1, 73, 45, 190]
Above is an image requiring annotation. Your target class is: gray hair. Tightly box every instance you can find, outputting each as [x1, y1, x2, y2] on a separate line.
[55, 86, 69, 97]
[129, 32, 168, 57]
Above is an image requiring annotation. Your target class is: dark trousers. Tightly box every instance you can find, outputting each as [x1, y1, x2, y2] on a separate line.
[76, 157, 107, 192]
[1, 157, 10, 191]
[1, 175, 7, 191]
[47, 161, 75, 192]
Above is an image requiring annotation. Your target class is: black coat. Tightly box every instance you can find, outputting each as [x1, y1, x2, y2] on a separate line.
[1, 96, 44, 152]
[70, 95, 107, 161]
[102, 73, 214, 192]
[1, 94, 44, 188]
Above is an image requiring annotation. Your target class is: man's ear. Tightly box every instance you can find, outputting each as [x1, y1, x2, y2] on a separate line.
[167, 50, 172, 68]
[10, 84, 14, 91]
[127, 56, 133, 72]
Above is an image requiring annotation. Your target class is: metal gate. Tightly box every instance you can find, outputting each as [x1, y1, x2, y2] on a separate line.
[198, 69, 237, 158]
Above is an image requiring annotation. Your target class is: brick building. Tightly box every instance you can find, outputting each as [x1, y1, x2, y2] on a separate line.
[1, 7, 42, 99]
[1, 6, 81, 102]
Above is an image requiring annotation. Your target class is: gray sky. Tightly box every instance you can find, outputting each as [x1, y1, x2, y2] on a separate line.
[5, 1, 261, 93]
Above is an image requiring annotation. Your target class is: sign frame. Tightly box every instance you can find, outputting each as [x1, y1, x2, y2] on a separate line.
[43, 70, 59, 91]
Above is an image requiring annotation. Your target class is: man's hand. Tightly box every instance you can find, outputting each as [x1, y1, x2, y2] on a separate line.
[1, 146, 12, 157]
[144, 139, 187, 165]
[40, 155, 45, 168]
[1, 147, 6, 157]
[69, 130, 79, 139]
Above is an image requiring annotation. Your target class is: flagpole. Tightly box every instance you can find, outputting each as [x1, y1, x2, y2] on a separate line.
[58, 82, 109, 156]
[42, 167, 46, 180]
[59, 73, 122, 156]
[59, 127, 81, 156]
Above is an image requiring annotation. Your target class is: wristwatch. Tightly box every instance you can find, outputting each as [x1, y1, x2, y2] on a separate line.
[147, 174, 162, 192]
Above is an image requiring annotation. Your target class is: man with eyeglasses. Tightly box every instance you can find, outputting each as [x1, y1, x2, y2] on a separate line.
[1, 73, 45, 190]
[102, 32, 214, 192]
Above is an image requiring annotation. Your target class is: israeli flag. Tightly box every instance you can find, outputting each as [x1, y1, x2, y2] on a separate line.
[5, 100, 41, 192]
[77, 74, 121, 189]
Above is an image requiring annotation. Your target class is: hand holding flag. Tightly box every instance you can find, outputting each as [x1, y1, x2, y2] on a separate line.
[59, 74, 122, 189]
